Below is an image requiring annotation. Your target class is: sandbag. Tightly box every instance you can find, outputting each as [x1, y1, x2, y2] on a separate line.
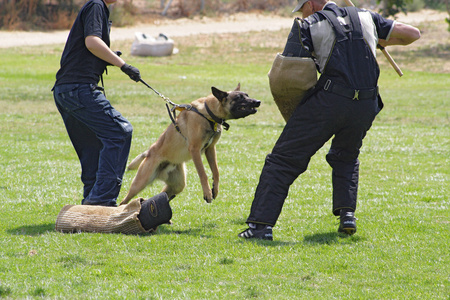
[131, 32, 174, 57]
[55, 192, 172, 234]
[268, 53, 318, 122]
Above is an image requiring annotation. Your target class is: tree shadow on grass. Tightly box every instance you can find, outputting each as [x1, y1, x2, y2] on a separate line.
[7, 223, 55, 236]
[303, 231, 362, 245]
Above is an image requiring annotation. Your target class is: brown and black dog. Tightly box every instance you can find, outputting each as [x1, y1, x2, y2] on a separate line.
[120, 84, 261, 205]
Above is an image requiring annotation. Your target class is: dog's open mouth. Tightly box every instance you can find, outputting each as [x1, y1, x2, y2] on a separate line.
[233, 100, 261, 118]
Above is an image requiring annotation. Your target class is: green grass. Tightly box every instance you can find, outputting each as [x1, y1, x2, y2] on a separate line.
[0, 27, 448, 299]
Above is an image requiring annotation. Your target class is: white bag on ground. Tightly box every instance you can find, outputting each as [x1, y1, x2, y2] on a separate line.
[131, 32, 175, 57]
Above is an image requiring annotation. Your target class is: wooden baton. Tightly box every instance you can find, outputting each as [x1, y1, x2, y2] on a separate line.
[343, 0, 403, 76]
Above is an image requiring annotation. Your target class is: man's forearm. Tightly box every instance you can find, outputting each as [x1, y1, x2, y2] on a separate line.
[85, 35, 125, 67]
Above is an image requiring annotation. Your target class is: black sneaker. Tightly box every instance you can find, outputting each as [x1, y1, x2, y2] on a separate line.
[238, 223, 273, 241]
[338, 211, 357, 235]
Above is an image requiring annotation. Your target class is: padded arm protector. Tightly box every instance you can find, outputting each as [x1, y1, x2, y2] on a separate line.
[282, 18, 313, 58]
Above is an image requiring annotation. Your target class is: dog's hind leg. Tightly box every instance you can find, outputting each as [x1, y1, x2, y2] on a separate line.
[161, 163, 186, 200]
[120, 155, 159, 205]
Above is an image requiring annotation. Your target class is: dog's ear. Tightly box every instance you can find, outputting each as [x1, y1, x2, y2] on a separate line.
[234, 83, 241, 91]
[211, 87, 228, 102]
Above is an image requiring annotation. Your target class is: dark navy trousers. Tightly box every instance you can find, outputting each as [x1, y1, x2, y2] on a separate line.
[53, 83, 133, 206]
[246, 89, 380, 226]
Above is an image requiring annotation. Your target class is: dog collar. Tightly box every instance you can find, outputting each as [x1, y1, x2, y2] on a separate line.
[204, 103, 230, 131]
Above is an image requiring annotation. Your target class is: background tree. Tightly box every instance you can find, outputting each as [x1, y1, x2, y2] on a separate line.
[378, 0, 412, 16]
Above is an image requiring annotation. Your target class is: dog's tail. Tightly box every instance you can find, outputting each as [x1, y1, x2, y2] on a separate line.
[127, 151, 148, 170]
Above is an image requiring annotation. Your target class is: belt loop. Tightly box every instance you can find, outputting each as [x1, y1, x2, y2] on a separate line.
[324, 79, 331, 91]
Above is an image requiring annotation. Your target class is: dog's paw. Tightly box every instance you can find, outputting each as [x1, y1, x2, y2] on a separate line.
[203, 193, 213, 203]
[119, 199, 129, 206]
[212, 183, 219, 199]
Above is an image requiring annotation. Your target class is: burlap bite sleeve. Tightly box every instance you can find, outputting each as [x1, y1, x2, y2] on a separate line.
[268, 53, 318, 122]
[55, 198, 149, 234]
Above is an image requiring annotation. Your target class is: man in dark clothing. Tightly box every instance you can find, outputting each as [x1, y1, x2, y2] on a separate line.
[238, 0, 420, 240]
[53, 0, 142, 207]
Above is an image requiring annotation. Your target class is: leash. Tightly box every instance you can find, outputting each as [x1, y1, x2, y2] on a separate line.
[139, 78, 178, 107]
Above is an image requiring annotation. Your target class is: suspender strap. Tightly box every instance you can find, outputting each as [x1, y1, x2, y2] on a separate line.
[316, 6, 363, 42]
[345, 6, 363, 39]
[317, 10, 347, 41]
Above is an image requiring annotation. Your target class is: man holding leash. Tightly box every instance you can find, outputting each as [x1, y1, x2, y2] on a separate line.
[53, 0, 142, 206]
[239, 0, 420, 240]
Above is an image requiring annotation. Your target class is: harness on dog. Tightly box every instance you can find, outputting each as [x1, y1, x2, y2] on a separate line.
[138, 78, 230, 139]
[165, 103, 230, 139]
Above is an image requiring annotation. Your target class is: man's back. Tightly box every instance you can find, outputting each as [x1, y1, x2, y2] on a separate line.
[300, 2, 394, 88]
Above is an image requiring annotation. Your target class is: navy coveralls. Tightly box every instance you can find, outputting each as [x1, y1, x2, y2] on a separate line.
[53, 0, 132, 206]
[246, 3, 394, 226]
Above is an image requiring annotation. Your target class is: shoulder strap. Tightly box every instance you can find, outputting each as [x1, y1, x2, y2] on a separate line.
[316, 6, 363, 42]
[317, 9, 347, 41]
[345, 6, 363, 39]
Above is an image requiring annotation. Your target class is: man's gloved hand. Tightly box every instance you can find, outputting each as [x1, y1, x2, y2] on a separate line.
[121, 63, 141, 82]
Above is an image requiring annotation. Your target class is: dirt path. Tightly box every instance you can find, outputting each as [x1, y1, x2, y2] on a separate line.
[0, 13, 293, 48]
[0, 10, 447, 48]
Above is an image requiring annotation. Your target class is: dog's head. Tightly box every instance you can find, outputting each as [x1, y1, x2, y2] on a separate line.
[211, 83, 261, 120]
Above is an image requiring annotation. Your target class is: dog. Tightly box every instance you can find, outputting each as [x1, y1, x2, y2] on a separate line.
[120, 84, 261, 205]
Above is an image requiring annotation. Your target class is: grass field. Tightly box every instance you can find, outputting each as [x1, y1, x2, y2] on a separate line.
[0, 19, 449, 299]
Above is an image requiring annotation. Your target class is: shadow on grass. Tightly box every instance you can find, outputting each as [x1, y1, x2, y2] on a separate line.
[303, 231, 362, 245]
[7, 223, 212, 238]
[156, 225, 205, 237]
[7, 223, 55, 236]
[236, 239, 298, 247]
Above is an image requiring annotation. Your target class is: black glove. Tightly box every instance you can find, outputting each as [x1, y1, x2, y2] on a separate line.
[121, 63, 141, 82]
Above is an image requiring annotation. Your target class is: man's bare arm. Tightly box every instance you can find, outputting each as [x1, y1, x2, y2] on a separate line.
[379, 22, 421, 47]
[85, 35, 125, 67]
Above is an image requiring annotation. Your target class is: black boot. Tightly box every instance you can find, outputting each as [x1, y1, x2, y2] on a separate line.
[338, 210, 357, 235]
[238, 223, 273, 241]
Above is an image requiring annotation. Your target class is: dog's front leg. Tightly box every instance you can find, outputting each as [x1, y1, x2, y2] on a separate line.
[205, 146, 219, 200]
[189, 145, 213, 203]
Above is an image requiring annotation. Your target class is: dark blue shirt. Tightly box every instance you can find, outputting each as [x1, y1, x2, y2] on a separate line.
[55, 0, 111, 86]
